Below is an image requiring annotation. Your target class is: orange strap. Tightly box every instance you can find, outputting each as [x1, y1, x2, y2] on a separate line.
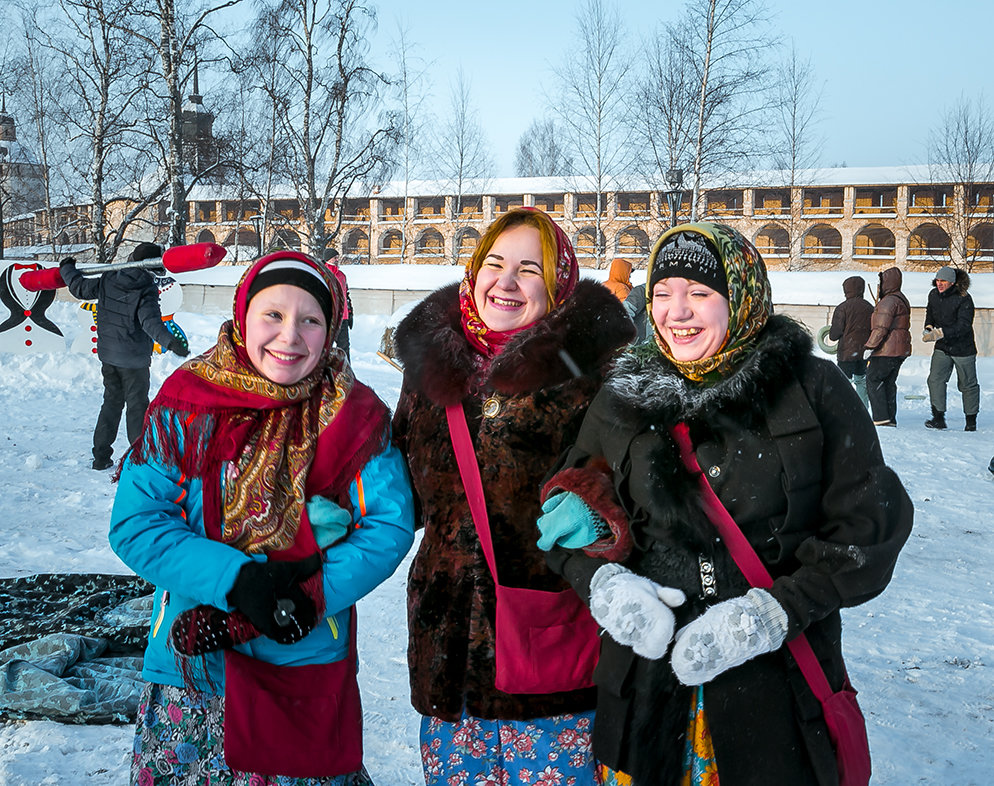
[355, 471, 366, 521]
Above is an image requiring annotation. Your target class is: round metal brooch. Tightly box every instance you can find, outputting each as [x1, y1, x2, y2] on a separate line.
[482, 396, 502, 418]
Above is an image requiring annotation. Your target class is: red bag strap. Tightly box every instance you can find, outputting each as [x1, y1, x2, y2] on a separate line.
[446, 404, 501, 585]
[671, 422, 833, 703]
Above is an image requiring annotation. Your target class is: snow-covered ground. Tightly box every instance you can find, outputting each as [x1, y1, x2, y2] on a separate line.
[1, 293, 993, 785]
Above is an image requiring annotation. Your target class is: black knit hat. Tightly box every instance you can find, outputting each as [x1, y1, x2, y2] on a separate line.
[128, 242, 163, 263]
[649, 231, 727, 296]
[247, 258, 335, 325]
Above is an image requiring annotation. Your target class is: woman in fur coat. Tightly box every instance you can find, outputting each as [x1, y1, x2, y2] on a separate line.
[392, 207, 635, 785]
[537, 223, 913, 786]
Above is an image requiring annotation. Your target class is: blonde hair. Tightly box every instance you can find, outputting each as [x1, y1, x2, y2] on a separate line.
[469, 208, 559, 310]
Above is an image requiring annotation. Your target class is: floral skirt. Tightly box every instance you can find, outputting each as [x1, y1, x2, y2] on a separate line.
[680, 685, 719, 786]
[131, 682, 374, 786]
[419, 710, 620, 786]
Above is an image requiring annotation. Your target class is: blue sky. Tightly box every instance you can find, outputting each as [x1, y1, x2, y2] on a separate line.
[369, 0, 992, 177]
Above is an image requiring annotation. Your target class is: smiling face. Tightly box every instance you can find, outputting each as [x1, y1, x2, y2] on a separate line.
[651, 277, 730, 362]
[244, 284, 328, 385]
[473, 224, 550, 332]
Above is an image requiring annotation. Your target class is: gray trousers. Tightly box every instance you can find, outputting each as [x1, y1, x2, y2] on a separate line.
[927, 349, 980, 415]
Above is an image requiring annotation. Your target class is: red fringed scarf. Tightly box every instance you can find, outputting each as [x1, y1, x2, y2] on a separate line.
[126, 254, 390, 663]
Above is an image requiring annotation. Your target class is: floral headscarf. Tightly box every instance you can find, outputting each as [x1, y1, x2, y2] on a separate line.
[130, 251, 370, 557]
[645, 222, 773, 383]
[459, 207, 579, 356]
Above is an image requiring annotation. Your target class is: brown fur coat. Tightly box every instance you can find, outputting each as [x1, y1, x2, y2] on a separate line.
[392, 280, 634, 721]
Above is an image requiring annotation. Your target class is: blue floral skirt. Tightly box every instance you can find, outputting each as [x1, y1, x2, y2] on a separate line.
[419, 710, 614, 785]
[131, 682, 374, 786]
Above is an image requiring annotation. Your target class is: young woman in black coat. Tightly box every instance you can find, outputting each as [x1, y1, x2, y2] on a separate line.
[536, 223, 913, 786]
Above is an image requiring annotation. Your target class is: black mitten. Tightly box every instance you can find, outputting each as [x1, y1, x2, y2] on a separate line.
[59, 257, 77, 268]
[167, 336, 190, 357]
[226, 554, 322, 643]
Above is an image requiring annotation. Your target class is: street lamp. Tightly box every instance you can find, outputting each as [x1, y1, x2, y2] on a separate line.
[665, 168, 684, 228]
[249, 214, 263, 257]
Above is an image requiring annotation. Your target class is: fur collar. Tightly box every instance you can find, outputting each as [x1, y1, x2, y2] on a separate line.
[605, 315, 813, 426]
[395, 280, 635, 406]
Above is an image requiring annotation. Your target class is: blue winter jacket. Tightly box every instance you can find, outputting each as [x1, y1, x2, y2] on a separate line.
[109, 430, 416, 694]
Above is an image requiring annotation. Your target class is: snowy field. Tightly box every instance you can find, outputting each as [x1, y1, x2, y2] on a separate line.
[1, 295, 993, 785]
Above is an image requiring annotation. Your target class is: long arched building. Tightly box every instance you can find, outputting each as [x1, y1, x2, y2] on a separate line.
[6, 168, 994, 272]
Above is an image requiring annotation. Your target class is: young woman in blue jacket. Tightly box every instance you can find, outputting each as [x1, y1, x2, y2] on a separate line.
[109, 250, 415, 786]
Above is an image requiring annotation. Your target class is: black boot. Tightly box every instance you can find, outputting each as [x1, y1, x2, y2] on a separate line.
[925, 407, 947, 430]
[965, 414, 977, 432]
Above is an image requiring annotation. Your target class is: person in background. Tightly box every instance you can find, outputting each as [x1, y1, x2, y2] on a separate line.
[828, 275, 873, 408]
[603, 257, 633, 302]
[537, 222, 913, 785]
[60, 242, 188, 470]
[923, 265, 979, 431]
[864, 266, 911, 427]
[109, 251, 415, 785]
[325, 249, 354, 361]
[623, 286, 649, 343]
[392, 207, 634, 785]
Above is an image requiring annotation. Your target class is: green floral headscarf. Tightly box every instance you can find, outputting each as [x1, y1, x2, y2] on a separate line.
[645, 222, 773, 383]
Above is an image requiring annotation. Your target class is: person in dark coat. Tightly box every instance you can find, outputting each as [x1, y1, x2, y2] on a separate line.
[864, 266, 912, 427]
[828, 275, 873, 407]
[624, 285, 650, 342]
[536, 223, 913, 786]
[60, 242, 188, 470]
[392, 207, 635, 785]
[324, 249, 354, 361]
[923, 265, 979, 431]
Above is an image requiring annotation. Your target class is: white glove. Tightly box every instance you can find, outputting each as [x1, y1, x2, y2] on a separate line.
[671, 588, 788, 685]
[589, 563, 686, 660]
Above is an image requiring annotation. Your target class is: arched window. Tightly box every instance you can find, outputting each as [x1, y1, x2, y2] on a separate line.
[615, 226, 649, 257]
[416, 229, 444, 257]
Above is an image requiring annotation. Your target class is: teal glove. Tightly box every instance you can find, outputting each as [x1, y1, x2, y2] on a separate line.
[537, 491, 606, 551]
[307, 495, 353, 550]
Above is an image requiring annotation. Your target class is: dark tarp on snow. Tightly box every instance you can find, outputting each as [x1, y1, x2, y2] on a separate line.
[0, 573, 152, 724]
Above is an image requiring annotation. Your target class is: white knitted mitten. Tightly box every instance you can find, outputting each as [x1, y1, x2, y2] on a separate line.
[670, 588, 789, 685]
[589, 563, 686, 660]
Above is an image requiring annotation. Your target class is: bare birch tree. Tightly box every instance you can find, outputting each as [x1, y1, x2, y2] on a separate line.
[514, 119, 572, 178]
[672, 0, 777, 221]
[389, 20, 431, 260]
[925, 94, 994, 271]
[29, 0, 157, 264]
[118, 0, 244, 247]
[630, 25, 697, 199]
[430, 68, 493, 263]
[768, 45, 822, 269]
[549, 0, 632, 267]
[252, 0, 397, 258]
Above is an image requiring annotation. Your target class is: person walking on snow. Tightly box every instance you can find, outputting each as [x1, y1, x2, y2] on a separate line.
[828, 275, 873, 408]
[923, 265, 979, 431]
[60, 242, 189, 470]
[864, 266, 911, 427]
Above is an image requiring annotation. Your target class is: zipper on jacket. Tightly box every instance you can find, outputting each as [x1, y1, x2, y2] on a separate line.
[152, 589, 169, 638]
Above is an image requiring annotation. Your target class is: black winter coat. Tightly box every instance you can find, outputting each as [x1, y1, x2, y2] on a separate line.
[925, 269, 976, 356]
[545, 316, 913, 786]
[828, 276, 873, 362]
[61, 262, 174, 368]
[392, 280, 635, 722]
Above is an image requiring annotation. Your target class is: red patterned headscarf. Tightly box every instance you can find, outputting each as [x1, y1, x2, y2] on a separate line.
[128, 251, 388, 561]
[459, 207, 579, 356]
